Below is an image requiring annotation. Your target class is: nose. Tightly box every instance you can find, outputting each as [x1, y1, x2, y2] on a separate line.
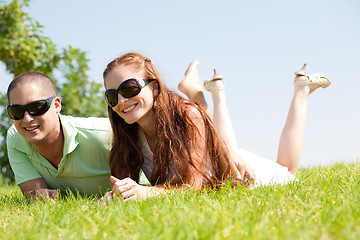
[117, 93, 127, 105]
[22, 111, 35, 122]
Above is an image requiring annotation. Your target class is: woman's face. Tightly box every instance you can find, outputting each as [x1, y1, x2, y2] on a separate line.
[104, 64, 155, 125]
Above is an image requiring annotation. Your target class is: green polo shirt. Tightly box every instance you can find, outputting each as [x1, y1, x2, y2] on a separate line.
[7, 114, 113, 195]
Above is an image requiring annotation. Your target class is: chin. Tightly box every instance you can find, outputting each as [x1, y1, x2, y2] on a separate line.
[22, 132, 44, 143]
[124, 119, 137, 125]
[26, 136, 44, 144]
[122, 114, 140, 125]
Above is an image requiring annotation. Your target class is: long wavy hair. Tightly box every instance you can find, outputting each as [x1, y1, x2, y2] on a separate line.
[103, 52, 233, 188]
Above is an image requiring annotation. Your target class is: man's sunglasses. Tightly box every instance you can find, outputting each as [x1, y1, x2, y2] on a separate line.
[7, 96, 55, 120]
[105, 78, 155, 108]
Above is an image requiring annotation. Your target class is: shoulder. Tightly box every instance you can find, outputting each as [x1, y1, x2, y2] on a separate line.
[183, 104, 207, 133]
[6, 124, 19, 145]
[6, 124, 33, 154]
[184, 103, 204, 120]
[7, 124, 24, 145]
[7, 124, 18, 138]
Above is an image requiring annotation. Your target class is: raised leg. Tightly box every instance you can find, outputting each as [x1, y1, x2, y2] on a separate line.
[208, 79, 238, 149]
[178, 60, 208, 109]
[178, 63, 255, 182]
[276, 64, 331, 176]
[178, 62, 237, 148]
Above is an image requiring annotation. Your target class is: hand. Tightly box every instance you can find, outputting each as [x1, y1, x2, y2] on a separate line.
[30, 188, 57, 203]
[231, 155, 256, 186]
[110, 176, 159, 202]
[97, 191, 114, 205]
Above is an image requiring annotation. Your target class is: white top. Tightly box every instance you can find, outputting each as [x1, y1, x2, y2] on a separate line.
[137, 127, 295, 186]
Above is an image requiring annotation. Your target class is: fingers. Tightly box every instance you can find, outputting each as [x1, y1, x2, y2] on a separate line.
[109, 176, 152, 202]
[110, 176, 132, 192]
[233, 162, 245, 181]
[110, 176, 139, 200]
[105, 191, 114, 200]
[111, 184, 117, 193]
[239, 168, 246, 182]
[110, 176, 121, 184]
[123, 194, 139, 203]
[97, 191, 113, 205]
[232, 166, 242, 181]
[240, 169, 256, 188]
[119, 188, 137, 200]
[115, 183, 132, 195]
[243, 169, 255, 184]
[233, 161, 256, 186]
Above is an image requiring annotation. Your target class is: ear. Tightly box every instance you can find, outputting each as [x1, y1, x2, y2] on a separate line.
[54, 97, 61, 113]
[152, 81, 160, 98]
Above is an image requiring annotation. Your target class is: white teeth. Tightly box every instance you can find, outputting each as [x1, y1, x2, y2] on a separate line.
[25, 126, 38, 131]
[123, 105, 135, 113]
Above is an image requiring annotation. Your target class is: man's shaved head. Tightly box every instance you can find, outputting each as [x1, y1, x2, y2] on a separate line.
[7, 72, 56, 103]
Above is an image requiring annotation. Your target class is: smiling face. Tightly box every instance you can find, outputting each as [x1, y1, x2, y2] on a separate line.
[8, 81, 61, 145]
[104, 64, 155, 125]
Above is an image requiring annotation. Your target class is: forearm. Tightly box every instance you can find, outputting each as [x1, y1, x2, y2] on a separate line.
[107, 176, 194, 202]
[18, 178, 56, 201]
[25, 188, 58, 201]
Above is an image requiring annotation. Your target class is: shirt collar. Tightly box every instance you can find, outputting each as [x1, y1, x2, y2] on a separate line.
[59, 114, 79, 155]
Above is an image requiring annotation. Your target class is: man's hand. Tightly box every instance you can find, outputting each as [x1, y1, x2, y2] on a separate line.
[29, 188, 58, 202]
[19, 178, 57, 202]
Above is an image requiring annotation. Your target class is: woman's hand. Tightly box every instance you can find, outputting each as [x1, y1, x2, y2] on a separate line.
[97, 191, 114, 204]
[231, 153, 256, 186]
[110, 176, 160, 202]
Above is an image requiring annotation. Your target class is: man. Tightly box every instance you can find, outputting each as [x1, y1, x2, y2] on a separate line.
[6, 71, 113, 200]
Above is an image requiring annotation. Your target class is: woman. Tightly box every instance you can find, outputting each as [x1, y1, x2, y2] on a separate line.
[178, 61, 331, 186]
[102, 52, 330, 202]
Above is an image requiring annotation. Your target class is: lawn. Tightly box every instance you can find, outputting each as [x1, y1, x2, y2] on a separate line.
[1, 162, 359, 240]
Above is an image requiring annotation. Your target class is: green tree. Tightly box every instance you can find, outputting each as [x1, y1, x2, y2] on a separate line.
[59, 46, 106, 117]
[0, 0, 107, 182]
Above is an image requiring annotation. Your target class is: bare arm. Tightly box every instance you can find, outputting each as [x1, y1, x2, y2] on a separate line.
[97, 176, 167, 203]
[18, 178, 58, 201]
[183, 106, 209, 189]
[187, 106, 255, 186]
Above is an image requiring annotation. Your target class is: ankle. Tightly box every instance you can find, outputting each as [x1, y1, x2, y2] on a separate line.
[293, 87, 310, 100]
[191, 92, 208, 108]
[211, 90, 226, 102]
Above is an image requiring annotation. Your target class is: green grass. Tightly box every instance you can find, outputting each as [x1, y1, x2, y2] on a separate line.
[1, 162, 359, 240]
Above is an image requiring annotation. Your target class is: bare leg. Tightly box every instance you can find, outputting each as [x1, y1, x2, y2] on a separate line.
[178, 62, 237, 148]
[178, 63, 255, 182]
[277, 64, 330, 176]
[209, 83, 238, 149]
[178, 60, 208, 109]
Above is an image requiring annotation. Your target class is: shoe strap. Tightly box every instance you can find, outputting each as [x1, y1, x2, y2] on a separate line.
[204, 79, 224, 91]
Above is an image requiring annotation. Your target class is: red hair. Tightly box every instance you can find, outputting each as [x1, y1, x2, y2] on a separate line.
[103, 52, 232, 188]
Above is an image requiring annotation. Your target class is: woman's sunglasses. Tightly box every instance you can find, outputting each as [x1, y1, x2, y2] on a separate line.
[105, 78, 155, 108]
[7, 96, 55, 120]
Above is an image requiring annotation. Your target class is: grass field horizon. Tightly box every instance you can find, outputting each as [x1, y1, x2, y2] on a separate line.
[1, 162, 359, 239]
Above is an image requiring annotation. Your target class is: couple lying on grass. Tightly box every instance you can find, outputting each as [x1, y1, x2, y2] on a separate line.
[6, 52, 331, 202]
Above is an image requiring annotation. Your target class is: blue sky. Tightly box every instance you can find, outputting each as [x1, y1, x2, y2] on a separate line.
[1, 0, 359, 167]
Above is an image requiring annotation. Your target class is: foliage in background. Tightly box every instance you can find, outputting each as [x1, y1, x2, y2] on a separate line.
[59, 46, 106, 117]
[0, 0, 107, 182]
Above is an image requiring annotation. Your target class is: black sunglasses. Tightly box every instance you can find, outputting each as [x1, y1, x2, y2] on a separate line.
[7, 96, 55, 120]
[105, 78, 155, 108]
